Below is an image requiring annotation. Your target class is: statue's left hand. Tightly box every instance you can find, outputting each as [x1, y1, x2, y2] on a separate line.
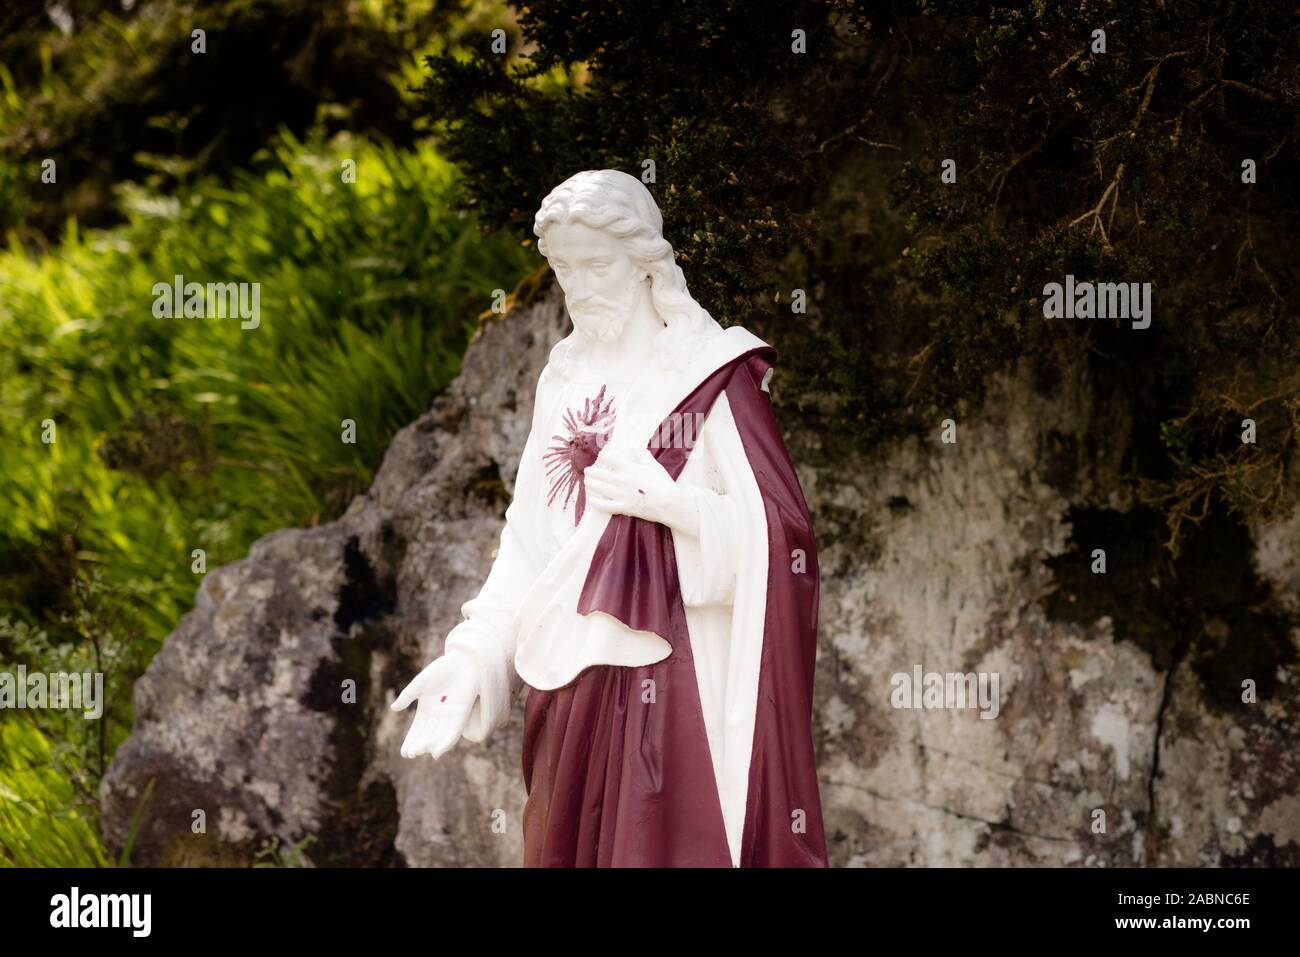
[584, 445, 695, 533]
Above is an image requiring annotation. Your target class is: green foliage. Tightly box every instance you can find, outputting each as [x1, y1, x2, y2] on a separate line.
[0, 0, 473, 241]
[0, 579, 141, 867]
[0, 129, 532, 634]
[0, 0, 534, 870]
[0, 130, 533, 865]
[253, 834, 317, 867]
[0, 720, 108, 867]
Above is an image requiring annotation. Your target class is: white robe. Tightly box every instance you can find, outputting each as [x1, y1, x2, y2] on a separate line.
[442, 319, 772, 865]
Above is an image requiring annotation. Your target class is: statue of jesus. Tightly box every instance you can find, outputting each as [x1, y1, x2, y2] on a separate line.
[392, 169, 827, 867]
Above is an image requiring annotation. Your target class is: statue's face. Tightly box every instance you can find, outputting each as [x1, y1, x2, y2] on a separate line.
[544, 222, 644, 343]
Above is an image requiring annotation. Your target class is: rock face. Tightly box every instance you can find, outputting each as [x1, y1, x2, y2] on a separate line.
[101, 284, 1300, 867]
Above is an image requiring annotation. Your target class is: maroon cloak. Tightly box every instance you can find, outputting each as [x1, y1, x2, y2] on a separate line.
[521, 346, 828, 867]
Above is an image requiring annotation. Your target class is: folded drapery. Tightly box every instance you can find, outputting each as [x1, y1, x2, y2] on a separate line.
[443, 321, 827, 866]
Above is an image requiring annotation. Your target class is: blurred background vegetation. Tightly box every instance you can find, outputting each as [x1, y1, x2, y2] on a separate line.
[0, 0, 534, 866]
[2, 0, 1297, 866]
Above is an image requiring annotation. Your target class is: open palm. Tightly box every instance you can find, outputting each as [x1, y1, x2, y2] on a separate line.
[391, 654, 480, 759]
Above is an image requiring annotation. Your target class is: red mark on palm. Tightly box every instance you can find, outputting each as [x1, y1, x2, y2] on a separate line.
[544, 384, 616, 525]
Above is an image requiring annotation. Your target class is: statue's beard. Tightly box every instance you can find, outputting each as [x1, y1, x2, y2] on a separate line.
[566, 280, 644, 344]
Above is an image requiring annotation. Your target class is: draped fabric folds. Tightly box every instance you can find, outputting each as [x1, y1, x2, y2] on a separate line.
[523, 347, 828, 867]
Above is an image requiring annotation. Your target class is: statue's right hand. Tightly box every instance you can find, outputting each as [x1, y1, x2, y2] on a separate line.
[390, 652, 481, 760]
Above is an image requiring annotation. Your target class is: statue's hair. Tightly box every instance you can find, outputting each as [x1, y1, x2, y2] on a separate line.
[533, 170, 715, 375]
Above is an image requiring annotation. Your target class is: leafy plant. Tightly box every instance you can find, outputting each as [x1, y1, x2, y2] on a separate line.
[0, 129, 535, 865]
[0, 721, 108, 868]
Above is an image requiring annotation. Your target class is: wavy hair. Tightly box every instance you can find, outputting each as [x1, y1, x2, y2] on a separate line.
[533, 170, 716, 376]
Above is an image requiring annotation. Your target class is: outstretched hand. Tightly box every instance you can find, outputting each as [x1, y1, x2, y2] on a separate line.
[391, 654, 480, 760]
